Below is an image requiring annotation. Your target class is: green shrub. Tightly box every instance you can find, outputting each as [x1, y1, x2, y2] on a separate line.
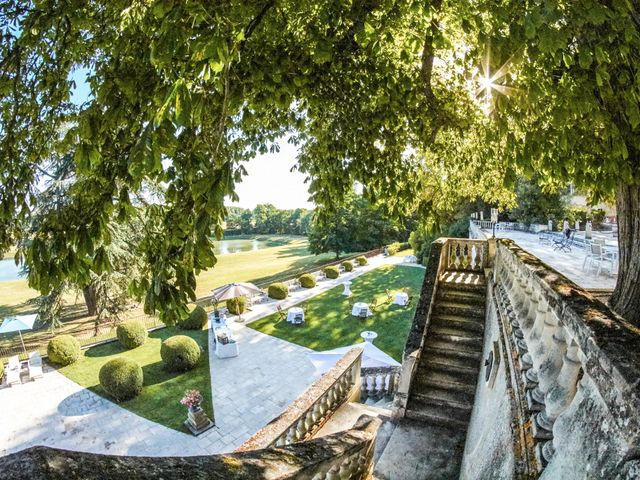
[324, 265, 340, 279]
[47, 335, 81, 366]
[227, 296, 247, 315]
[179, 306, 208, 330]
[341, 260, 353, 272]
[356, 255, 368, 266]
[99, 357, 143, 401]
[116, 320, 148, 349]
[298, 273, 317, 289]
[386, 242, 402, 256]
[268, 282, 289, 300]
[161, 335, 201, 372]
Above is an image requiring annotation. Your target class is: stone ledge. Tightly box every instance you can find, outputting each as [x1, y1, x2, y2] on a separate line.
[0, 416, 382, 480]
[498, 240, 640, 439]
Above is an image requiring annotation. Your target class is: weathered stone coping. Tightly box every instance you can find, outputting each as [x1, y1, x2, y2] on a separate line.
[237, 348, 363, 452]
[0, 416, 382, 480]
[498, 240, 640, 434]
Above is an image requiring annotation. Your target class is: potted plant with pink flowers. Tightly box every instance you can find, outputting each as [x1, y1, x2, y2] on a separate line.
[180, 389, 214, 435]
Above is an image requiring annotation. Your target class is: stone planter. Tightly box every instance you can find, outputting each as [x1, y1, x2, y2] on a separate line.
[185, 404, 214, 436]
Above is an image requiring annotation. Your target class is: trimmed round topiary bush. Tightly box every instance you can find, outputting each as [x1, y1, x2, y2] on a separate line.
[161, 335, 201, 372]
[227, 296, 247, 315]
[324, 265, 340, 279]
[268, 282, 289, 300]
[99, 357, 143, 401]
[47, 335, 81, 366]
[341, 260, 354, 272]
[298, 273, 317, 289]
[116, 320, 148, 350]
[356, 255, 368, 266]
[179, 305, 208, 330]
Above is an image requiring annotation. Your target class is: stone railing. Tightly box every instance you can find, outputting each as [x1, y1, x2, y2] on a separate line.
[491, 240, 640, 477]
[469, 219, 488, 240]
[238, 348, 363, 451]
[361, 366, 401, 401]
[0, 415, 382, 479]
[445, 238, 488, 272]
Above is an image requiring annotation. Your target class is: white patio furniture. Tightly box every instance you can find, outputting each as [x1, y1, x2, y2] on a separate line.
[213, 326, 239, 358]
[287, 307, 305, 325]
[28, 351, 43, 380]
[394, 292, 409, 306]
[583, 243, 615, 276]
[360, 330, 378, 343]
[5, 355, 21, 386]
[351, 302, 371, 318]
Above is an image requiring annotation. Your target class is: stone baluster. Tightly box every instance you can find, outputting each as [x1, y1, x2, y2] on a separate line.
[535, 339, 582, 436]
[530, 312, 567, 406]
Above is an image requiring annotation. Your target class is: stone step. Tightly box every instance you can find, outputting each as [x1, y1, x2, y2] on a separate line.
[413, 369, 477, 395]
[429, 323, 484, 340]
[411, 384, 475, 410]
[405, 400, 470, 430]
[420, 354, 479, 376]
[416, 361, 479, 386]
[433, 301, 485, 319]
[429, 328, 484, 350]
[424, 340, 484, 360]
[436, 289, 485, 306]
[430, 314, 485, 333]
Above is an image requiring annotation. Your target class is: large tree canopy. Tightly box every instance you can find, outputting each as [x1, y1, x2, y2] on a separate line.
[1, 0, 639, 323]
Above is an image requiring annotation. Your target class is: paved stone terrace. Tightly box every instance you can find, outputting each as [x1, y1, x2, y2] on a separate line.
[0, 254, 414, 457]
[487, 230, 618, 290]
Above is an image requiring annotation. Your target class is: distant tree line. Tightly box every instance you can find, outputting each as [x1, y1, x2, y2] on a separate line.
[225, 205, 313, 236]
[307, 194, 415, 259]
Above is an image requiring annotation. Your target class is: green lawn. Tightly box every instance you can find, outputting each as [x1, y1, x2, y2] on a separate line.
[249, 264, 426, 361]
[59, 327, 212, 432]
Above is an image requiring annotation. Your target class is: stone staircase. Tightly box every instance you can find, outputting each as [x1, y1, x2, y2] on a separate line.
[374, 271, 486, 480]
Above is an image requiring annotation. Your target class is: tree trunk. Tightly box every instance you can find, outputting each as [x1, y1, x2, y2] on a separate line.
[83, 284, 98, 316]
[609, 182, 640, 325]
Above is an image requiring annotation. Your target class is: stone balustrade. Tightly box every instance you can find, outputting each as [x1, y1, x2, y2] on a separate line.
[360, 366, 400, 401]
[469, 219, 488, 240]
[446, 238, 487, 271]
[238, 348, 363, 451]
[491, 239, 640, 476]
[0, 415, 382, 480]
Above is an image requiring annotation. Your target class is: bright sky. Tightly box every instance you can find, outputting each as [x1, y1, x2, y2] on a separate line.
[231, 141, 314, 210]
[70, 69, 314, 210]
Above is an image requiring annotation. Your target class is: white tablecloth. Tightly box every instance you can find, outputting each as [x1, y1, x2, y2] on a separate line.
[214, 327, 239, 358]
[351, 302, 371, 317]
[287, 307, 305, 323]
[394, 292, 409, 306]
[360, 331, 378, 343]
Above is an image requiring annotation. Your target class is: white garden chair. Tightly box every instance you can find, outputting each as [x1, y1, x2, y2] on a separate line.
[28, 351, 44, 380]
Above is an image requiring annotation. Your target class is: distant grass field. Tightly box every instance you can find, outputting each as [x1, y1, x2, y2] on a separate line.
[0, 236, 343, 357]
[59, 327, 212, 432]
[250, 264, 426, 361]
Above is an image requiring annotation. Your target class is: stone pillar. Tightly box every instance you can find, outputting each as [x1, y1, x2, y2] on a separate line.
[585, 220, 592, 239]
[548, 219, 553, 231]
[574, 219, 580, 231]
[480, 211, 484, 221]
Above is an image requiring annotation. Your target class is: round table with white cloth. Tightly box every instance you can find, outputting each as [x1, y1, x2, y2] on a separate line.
[394, 292, 409, 306]
[351, 302, 371, 317]
[287, 307, 305, 323]
[342, 281, 352, 296]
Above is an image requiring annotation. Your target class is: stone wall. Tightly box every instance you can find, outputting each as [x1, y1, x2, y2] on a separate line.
[459, 293, 518, 480]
